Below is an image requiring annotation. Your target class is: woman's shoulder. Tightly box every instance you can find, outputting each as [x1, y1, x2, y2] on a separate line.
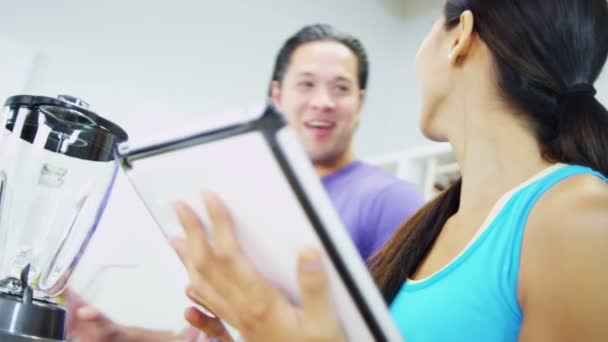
[517, 171, 608, 338]
[535, 171, 608, 218]
[519, 171, 608, 292]
[526, 171, 608, 237]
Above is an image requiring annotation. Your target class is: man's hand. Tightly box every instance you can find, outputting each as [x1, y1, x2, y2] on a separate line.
[63, 288, 128, 342]
[63, 288, 207, 341]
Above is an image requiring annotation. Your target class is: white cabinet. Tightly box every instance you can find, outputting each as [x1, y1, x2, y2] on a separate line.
[366, 143, 461, 200]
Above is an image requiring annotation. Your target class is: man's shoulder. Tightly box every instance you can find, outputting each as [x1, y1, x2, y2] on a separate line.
[331, 162, 424, 210]
[353, 161, 420, 193]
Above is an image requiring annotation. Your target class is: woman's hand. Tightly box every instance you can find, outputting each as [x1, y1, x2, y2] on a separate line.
[171, 191, 345, 342]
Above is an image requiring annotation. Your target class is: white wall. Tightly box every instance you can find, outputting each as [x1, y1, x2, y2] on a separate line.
[1, 0, 428, 156]
[598, 66, 608, 103]
[1, 0, 607, 332]
[0, 36, 37, 102]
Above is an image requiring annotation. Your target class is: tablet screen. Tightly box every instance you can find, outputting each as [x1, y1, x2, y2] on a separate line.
[119, 109, 403, 341]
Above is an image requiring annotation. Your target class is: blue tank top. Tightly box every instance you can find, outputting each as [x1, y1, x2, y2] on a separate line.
[389, 164, 608, 341]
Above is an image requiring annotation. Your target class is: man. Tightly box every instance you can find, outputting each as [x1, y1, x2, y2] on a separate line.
[66, 23, 424, 341]
[268, 23, 423, 260]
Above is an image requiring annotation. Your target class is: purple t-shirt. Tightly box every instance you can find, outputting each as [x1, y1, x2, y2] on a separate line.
[321, 161, 424, 261]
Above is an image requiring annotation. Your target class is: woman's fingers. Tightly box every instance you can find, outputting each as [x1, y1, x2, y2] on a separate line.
[173, 200, 237, 292]
[297, 249, 329, 317]
[185, 285, 220, 318]
[297, 249, 343, 339]
[169, 237, 189, 266]
[201, 191, 240, 255]
[173, 201, 212, 266]
[200, 191, 261, 298]
[172, 197, 252, 325]
[172, 236, 240, 323]
[184, 307, 234, 342]
[174, 191, 297, 337]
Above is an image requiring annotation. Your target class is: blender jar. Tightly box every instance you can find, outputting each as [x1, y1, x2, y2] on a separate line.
[0, 94, 127, 341]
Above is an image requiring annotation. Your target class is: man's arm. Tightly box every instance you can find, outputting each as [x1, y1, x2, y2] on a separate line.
[123, 325, 194, 341]
[367, 180, 425, 258]
[63, 289, 199, 341]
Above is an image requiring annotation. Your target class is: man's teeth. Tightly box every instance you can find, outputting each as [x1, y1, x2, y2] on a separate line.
[308, 121, 333, 128]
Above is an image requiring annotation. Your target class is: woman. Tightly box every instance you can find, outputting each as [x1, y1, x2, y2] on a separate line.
[172, 0, 608, 340]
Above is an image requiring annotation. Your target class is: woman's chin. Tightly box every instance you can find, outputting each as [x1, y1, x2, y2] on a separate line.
[419, 121, 448, 142]
[425, 134, 449, 142]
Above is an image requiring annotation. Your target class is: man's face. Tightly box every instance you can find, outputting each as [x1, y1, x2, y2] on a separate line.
[271, 41, 365, 164]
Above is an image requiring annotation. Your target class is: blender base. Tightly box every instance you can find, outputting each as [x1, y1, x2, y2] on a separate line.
[0, 292, 66, 341]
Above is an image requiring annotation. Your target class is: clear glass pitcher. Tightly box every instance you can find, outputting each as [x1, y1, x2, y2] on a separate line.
[0, 95, 128, 301]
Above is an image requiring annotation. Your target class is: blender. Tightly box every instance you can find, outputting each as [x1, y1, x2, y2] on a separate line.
[0, 95, 128, 341]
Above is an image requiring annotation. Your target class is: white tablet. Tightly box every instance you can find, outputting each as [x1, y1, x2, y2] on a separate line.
[117, 106, 403, 342]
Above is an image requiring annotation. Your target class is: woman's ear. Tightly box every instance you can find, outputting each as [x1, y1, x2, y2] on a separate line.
[448, 10, 475, 66]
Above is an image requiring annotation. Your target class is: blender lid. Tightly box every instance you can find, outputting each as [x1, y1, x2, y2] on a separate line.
[4, 95, 128, 143]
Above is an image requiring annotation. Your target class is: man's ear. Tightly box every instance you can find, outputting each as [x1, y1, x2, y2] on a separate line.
[270, 80, 282, 109]
[353, 89, 365, 126]
[448, 10, 475, 66]
[357, 89, 365, 114]
[359, 89, 366, 105]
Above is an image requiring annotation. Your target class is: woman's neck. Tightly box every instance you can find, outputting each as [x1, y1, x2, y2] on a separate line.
[450, 109, 552, 212]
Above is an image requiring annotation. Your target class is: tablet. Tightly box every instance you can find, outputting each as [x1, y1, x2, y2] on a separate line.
[117, 106, 403, 342]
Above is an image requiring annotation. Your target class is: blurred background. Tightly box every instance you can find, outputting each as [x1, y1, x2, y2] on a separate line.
[1, 0, 606, 332]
